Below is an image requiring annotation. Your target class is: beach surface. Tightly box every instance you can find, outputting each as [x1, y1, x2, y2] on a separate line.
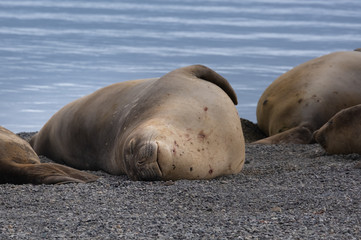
[1, 120, 360, 239]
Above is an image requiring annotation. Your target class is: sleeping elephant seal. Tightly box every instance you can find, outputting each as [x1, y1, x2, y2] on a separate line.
[30, 65, 245, 181]
[313, 104, 361, 155]
[0, 126, 98, 184]
[255, 50, 361, 144]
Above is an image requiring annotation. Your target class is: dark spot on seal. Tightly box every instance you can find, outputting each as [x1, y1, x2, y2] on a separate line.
[209, 169, 213, 174]
[172, 164, 176, 170]
[198, 130, 206, 139]
[190, 167, 193, 172]
[172, 148, 176, 154]
[174, 140, 179, 147]
[333, 91, 338, 94]
[263, 99, 268, 105]
[204, 107, 208, 111]
[298, 98, 303, 104]
[197, 149, 201, 152]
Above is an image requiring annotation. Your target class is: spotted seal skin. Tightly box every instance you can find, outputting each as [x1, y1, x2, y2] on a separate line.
[30, 65, 245, 181]
[0, 126, 98, 184]
[255, 50, 361, 144]
[314, 104, 361, 155]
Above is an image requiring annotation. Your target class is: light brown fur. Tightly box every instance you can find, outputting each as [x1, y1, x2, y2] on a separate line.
[30, 65, 245, 181]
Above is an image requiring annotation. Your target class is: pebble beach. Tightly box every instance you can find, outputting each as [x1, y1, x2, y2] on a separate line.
[1, 120, 360, 239]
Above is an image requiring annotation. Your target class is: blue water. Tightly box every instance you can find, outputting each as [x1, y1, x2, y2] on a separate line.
[1, 0, 360, 133]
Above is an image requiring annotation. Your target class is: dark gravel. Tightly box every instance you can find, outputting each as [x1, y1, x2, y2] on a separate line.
[1, 126, 361, 239]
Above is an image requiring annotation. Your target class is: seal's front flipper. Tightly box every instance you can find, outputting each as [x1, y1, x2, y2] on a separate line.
[2, 162, 99, 184]
[252, 125, 314, 144]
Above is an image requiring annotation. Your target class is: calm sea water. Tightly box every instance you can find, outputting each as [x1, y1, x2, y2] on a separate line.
[1, 0, 360, 133]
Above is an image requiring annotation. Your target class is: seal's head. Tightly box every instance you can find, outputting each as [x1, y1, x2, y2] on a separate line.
[122, 123, 186, 181]
[121, 117, 236, 181]
[313, 104, 361, 155]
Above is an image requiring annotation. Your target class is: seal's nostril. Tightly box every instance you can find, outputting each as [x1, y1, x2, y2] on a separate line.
[136, 158, 147, 166]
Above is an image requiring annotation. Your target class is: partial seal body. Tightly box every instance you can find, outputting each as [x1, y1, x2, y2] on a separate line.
[30, 65, 245, 180]
[255, 51, 361, 144]
[314, 104, 361, 155]
[0, 126, 98, 184]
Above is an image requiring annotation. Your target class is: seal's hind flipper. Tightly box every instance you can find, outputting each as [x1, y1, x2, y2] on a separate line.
[166, 65, 238, 105]
[2, 162, 99, 184]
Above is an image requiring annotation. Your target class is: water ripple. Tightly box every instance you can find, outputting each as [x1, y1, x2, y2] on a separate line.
[0, 1, 360, 17]
[0, 0, 360, 132]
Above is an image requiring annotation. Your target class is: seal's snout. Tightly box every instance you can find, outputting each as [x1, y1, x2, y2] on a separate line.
[313, 130, 327, 150]
[136, 143, 156, 166]
[125, 140, 162, 181]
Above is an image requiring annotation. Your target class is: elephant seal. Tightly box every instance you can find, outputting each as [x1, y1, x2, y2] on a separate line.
[0, 126, 98, 184]
[313, 104, 361, 154]
[30, 65, 245, 181]
[255, 50, 361, 144]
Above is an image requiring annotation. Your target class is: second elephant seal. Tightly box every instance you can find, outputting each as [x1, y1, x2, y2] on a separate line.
[0, 126, 98, 184]
[255, 50, 361, 144]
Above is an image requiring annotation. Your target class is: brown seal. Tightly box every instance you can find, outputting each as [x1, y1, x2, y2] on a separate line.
[0, 126, 98, 184]
[30, 65, 245, 181]
[255, 50, 361, 144]
[313, 104, 361, 154]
